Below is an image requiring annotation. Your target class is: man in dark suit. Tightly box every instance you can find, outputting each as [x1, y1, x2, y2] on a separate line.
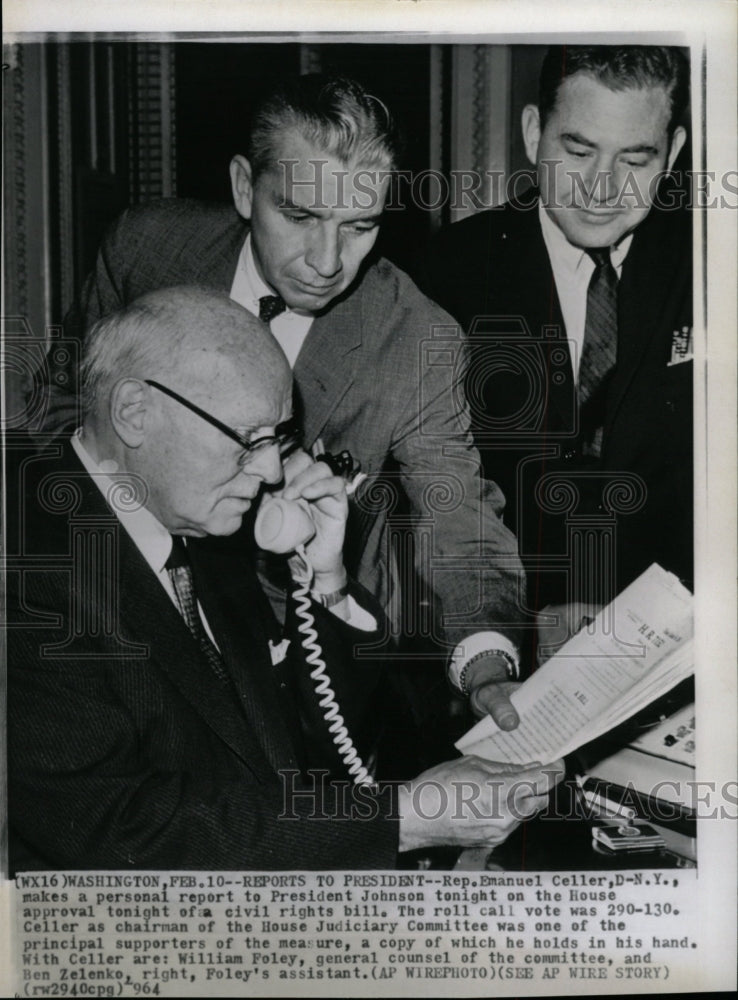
[46, 73, 526, 738]
[9, 286, 561, 872]
[419, 46, 693, 723]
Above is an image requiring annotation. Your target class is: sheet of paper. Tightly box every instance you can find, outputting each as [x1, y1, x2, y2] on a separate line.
[456, 564, 694, 764]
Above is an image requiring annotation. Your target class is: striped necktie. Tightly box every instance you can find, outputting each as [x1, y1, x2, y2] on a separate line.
[166, 536, 229, 685]
[578, 248, 618, 456]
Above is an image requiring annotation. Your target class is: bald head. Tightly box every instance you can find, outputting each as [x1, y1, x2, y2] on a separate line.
[80, 286, 294, 536]
[81, 285, 290, 419]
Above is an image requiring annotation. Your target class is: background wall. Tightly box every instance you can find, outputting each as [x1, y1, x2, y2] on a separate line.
[1, 38, 691, 423]
[3, 40, 542, 337]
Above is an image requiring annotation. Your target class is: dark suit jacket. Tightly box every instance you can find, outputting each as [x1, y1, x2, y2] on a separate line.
[418, 186, 693, 608]
[7, 442, 400, 872]
[56, 198, 526, 651]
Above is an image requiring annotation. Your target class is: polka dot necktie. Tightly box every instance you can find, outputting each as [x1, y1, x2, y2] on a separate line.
[259, 295, 287, 324]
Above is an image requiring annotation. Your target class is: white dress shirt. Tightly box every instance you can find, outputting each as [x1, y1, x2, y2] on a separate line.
[230, 234, 313, 368]
[538, 203, 632, 381]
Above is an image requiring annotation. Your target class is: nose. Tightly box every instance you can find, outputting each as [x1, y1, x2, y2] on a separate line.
[305, 225, 342, 279]
[243, 443, 283, 485]
[586, 156, 621, 205]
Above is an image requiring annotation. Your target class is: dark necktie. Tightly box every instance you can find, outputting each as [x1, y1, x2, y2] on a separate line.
[166, 536, 229, 685]
[259, 294, 287, 324]
[578, 248, 619, 456]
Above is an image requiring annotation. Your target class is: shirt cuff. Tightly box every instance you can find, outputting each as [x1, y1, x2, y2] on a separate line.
[326, 594, 377, 632]
[448, 632, 520, 693]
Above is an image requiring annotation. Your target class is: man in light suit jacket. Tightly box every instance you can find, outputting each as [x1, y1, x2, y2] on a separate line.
[419, 46, 693, 723]
[49, 74, 527, 737]
[9, 286, 562, 872]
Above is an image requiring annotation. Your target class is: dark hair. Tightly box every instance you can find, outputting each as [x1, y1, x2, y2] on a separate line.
[247, 73, 402, 179]
[538, 45, 690, 137]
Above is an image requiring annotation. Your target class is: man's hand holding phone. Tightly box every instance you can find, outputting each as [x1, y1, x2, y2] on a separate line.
[280, 450, 348, 589]
[255, 449, 349, 592]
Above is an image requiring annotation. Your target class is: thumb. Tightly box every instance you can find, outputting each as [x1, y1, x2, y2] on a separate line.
[471, 684, 520, 731]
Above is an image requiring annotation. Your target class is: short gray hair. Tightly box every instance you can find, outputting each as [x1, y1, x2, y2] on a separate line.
[247, 73, 402, 181]
[79, 285, 276, 417]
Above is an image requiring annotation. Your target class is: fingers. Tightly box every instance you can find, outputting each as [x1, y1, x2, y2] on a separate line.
[537, 602, 604, 663]
[461, 755, 535, 777]
[512, 792, 551, 820]
[462, 657, 520, 730]
[462, 755, 564, 794]
[399, 755, 566, 852]
[469, 681, 520, 730]
[281, 459, 346, 505]
[280, 447, 313, 483]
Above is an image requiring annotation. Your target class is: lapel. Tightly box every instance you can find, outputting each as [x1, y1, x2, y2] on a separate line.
[189, 537, 303, 776]
[191, 211, 249, 291]
[118, 553, 276, 778]
[605, 207, 687, 435]
[492, 194, 575, 432]
[292, 274, 365, 447]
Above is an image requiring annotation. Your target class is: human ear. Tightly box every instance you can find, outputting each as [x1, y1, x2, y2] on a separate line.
[230, 155, 255, 220]
[521, 105, 542, 166]
[666, 125, 687, 173]
[110, 378, 148, 448]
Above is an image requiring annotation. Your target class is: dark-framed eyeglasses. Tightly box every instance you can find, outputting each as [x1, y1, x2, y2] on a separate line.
[144, 379, 301, 469]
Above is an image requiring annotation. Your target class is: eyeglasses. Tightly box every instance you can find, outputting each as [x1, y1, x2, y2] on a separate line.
[145, 379, 300, 469]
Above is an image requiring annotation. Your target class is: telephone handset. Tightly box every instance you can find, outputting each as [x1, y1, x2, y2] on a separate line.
[254, 450, 374, 787]
[254, 497, 316, 553]
[253, 449, 363, 555]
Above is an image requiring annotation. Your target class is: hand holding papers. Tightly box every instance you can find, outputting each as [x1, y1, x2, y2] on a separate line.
[456, 564, 694, 765]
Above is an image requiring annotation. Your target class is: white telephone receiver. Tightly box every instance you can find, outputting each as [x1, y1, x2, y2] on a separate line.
[254, 448, 362, 555]
[254, 497, 316, 553]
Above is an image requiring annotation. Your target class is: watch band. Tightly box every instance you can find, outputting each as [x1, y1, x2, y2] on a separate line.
[311, 584, 350, 608]
[457, 648, 519, 696]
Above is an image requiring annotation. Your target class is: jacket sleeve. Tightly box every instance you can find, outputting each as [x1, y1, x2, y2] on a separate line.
[385, 292, 527, 650]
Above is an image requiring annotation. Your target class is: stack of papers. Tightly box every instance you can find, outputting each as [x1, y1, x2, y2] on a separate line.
[456, 564, 694, 765]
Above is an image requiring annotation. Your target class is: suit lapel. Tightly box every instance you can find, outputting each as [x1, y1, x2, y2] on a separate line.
[605, 216, 682, 435]
[116, 536, 277, 778]
[192, 213, 248, 291]
[190, 542, 303, 776]
[493, 198, 575, 433]
[293, 283, 363, 446]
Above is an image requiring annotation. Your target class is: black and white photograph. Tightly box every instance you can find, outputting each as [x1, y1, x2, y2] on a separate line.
[2, 0, 736, 995]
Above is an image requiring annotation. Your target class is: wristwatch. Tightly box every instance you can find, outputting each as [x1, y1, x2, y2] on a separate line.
[311, 583, 349, 608]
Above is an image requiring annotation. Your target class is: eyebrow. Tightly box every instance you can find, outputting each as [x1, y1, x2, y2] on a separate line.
[275, 193, 384, 223]
[561, 132, 660, 156]
[234, 415, 297, 438]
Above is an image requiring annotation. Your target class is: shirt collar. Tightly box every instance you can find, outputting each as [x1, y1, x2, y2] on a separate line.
[240, 234, 316, 319]
[538, 201, 633, 277]
[241, 233, 277, 307]
[71, 429, 174, 575]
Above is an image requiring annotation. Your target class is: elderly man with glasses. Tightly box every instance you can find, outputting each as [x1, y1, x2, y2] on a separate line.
[7, 285, 562, 873]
